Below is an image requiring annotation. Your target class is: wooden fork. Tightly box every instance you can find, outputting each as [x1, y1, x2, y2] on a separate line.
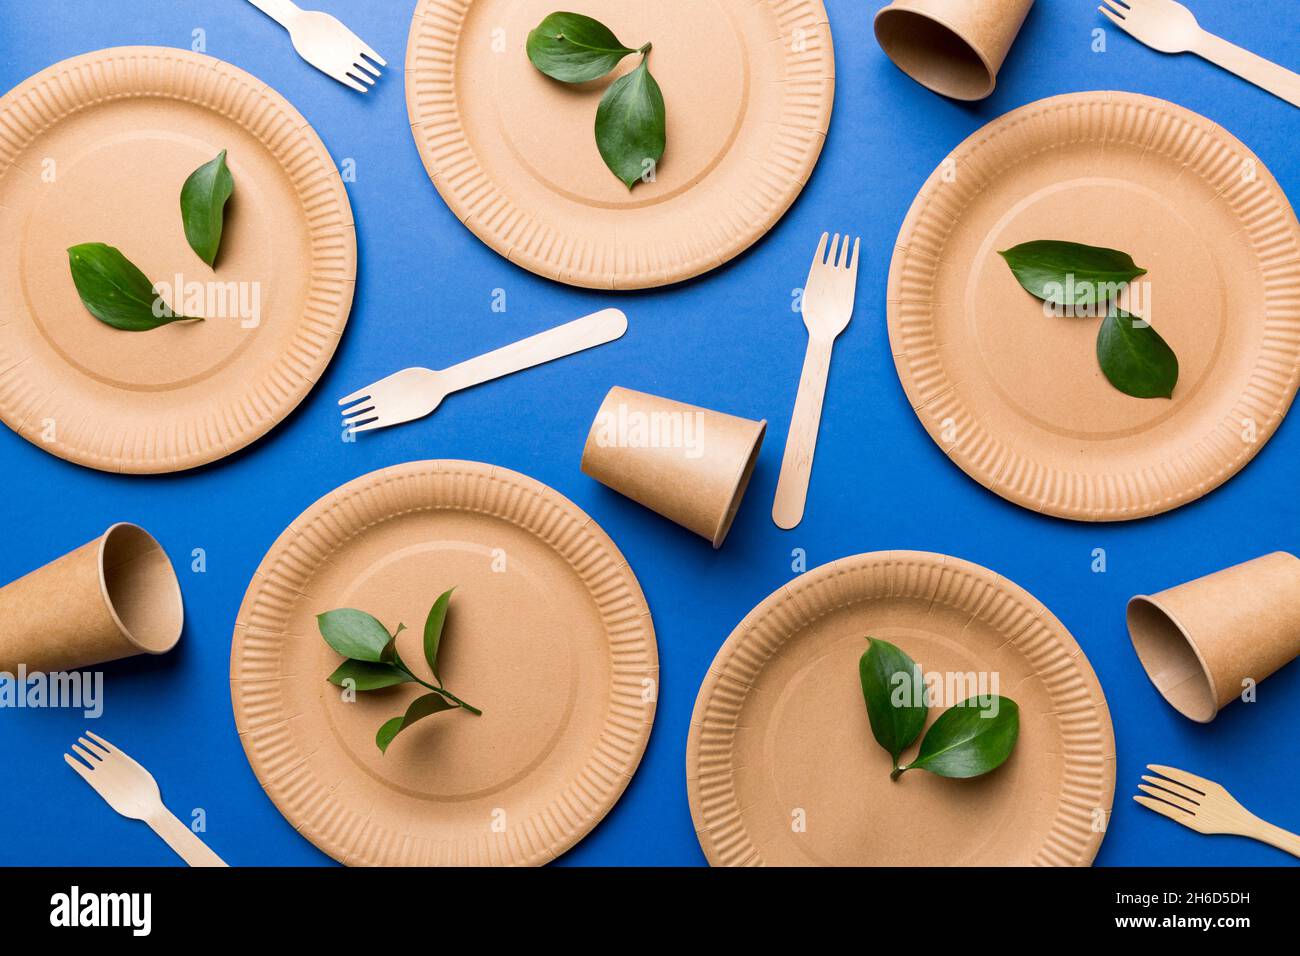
[1099, 0, 1300, 108]
[1135, 764, 1300, 859]
[65, 731, 228, 867]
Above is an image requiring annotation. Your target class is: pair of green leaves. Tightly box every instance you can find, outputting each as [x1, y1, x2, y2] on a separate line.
[318, 588, 482, 754]
[67, 149, 234, 331]
[527, 12, 665, 190]
[859, 638, 1019, 781]
[999, 240, 1179, 399]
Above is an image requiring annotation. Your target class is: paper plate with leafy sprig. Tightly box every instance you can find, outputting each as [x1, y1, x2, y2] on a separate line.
[405, 0, 834, 289]
[887, 91, 1300, 521]
[231, 460, 658, 866]
[687, 551, 1115, 866]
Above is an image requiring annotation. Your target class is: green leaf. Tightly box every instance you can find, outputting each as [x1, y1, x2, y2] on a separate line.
[316, 608, 394, 662]
[859, 638, 927, 767]
[423, 589, 454, 680]
[899, 696, 1020, 779]
[998, 240, 1146, 308]
[376, 692, 457, 754]
[1096, 309, 1179, 399]
[595, 52, 665, 190]
[67, 243, 194, 331]
[527, 12, 637, 83]
[326, 659, 411, 691]
[180, 149, 234, 267]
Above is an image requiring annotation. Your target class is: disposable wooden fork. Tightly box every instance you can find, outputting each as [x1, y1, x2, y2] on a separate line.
[772, 232, 860, 530]
[65, 731, 228, 867]
[246, 0, 386, 92]
[1099, 0, 1300, 108]
[1135, 763, 1300, 859]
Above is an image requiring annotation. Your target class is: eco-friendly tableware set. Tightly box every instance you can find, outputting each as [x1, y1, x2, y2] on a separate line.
[3, 0, 1300, 866]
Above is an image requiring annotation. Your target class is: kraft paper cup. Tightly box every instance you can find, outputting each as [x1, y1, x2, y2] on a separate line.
[1127, 552, 1300, 723]
[0, 523, 183, 672]
[581, 386, 766, 549]
[874, 0, 1035, 100]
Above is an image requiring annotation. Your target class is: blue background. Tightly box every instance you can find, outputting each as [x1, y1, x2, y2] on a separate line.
[1, 0, 1298, 867]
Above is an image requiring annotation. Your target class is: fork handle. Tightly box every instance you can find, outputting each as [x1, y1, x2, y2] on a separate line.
[440, 309, 628, 394]
[145, 808, 229, 867]
[772, 336, 834, 530]
[246, 0, 303, 28]
[1194, 31, 1300, 109]
[1242, 817, 1300, 859]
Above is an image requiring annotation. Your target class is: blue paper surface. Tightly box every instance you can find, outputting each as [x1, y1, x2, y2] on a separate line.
[1, 0, 1298, 866]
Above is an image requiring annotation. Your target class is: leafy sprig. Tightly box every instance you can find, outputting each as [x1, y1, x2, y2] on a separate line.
[859, 638, 1019, 781]
[318, 588, 481, 754]
[527, 12, 666, 190]
[999, 239, 1178, 399]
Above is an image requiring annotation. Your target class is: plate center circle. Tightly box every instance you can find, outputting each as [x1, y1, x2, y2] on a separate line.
[18, 125, 273, 390]
[322, 536, 579, 800]
[968, 177, 1226, 439]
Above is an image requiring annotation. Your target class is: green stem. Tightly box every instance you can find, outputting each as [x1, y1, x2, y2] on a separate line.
[400, 666, 482, 716]
[890, 766, 907, 781]
[638, 42, 652, 56]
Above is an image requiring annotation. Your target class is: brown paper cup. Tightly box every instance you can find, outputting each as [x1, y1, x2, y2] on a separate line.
[0, 523, 183, 672]
[581, 387, 765, 549]
[1127, 552, 1300, 723]
[874, 0, 1035, 100]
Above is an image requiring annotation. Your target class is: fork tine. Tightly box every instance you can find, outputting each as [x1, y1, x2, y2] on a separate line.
[340, 400, 376, 418]
[1102, 0, 1129, 13]
[826, 233, 841, 266]
[334, 70, 368, 93]
[354, 58, 382, 78]
[346, 416, 390, 435]
[342, 410, 380, 429]
[1139, 781, 1198, 812]
[79, 735, 110, 759]
[64, 752, 95, 780]
[1135, 794, 1196, 826]
[813, 232, 828, 263]
[85, 730, 115, 753]
[1098, 6, 1126, 28]
[1148, 764, 1212, 794]
[338, 384, 374, 407]
[841, 236, 859, 270]
[1142, 772, 1202, 802]
[71, 743, 99, 764]
[349, 69, 376, 87]
[359, 44, 387, 68]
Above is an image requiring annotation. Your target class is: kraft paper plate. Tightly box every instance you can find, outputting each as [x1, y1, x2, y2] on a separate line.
[887, 91, 1300, 520]
[231, 460, 657, 866]
[687, 551, 1115, 866]
[405, 0, 834, 289]
[0, 47, 355, 473]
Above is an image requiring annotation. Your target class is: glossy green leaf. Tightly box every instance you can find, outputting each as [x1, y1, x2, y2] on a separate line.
[1096, 309, 1179, 399]
[594, 53, 665, 190]
[316, 608, 394, 662]
[376, 692, 457, 754]
[67, 243, 194, 331]
[859, 638, 927, 767]
[898, 696, 1019, 779]
[326, 659, 410, 691]
[998, 240, 1146, 308]
[180, 149, 234, 267]
[526, 12, 637, 83]
[423, 588, 454, 680]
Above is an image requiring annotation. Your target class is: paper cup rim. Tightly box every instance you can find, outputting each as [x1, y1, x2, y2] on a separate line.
[97, 522, 184, 656]
[1126, 594, 1219, 723]
[710, 419, 767, 548]
[873, 6, 999, 101]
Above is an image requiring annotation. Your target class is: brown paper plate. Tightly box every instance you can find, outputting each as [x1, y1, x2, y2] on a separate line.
[687, 551, 1115, 866]
[887, 91, 1300, 520]
[0, 47, 355, 473]
[405, 0, 834, 289]
[231, 460, 657, 866]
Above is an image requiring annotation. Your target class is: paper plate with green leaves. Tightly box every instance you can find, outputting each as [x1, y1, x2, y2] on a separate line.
[687, 551, 1115, 866]
[0, 47, 355, 473]
[405, 1, 834, 289]
[231, 460, 657, 866]
[886, 91, 1300, 520]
